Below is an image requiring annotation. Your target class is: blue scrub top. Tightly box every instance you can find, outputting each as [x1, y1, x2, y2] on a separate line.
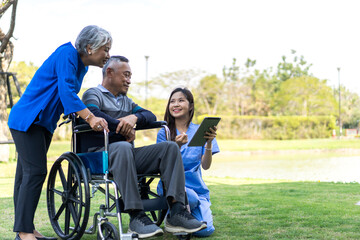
[8, 42, 88, 133]
[157, 122, 220, 199]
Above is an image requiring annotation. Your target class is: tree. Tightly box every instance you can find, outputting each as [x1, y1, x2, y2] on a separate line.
[222, 58, 249, 116]
[0, 0, 18, 161]
[276, 49, 313, 82]
[195, 74, 223, 116]
[152, 69, 204, 92]
[8, 61, 38, 104]
[140, 69, 205, 102]
[336, 86, 360, 129]
[248, 69, 276, 116]
[272, 76, 337, 116]
[222, 58, 275, 116]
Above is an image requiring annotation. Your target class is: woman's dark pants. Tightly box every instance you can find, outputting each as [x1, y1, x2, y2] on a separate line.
[10, 124, 52, 233]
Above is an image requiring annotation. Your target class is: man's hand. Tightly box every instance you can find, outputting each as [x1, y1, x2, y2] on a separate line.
[116, 115, 138, 136]
[125, 129, 136, 142]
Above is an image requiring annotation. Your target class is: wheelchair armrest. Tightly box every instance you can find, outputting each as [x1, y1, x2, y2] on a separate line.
[74, 120, 170, 141]
[74, 123, 93, 133]
[135, 121, 167, 131]
[74, 121, 167, 132]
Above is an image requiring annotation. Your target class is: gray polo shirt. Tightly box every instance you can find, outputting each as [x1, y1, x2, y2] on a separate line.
[82, 84, 141, 119]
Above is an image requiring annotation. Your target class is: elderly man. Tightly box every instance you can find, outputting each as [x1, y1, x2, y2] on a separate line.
[82, 56, 206, 238]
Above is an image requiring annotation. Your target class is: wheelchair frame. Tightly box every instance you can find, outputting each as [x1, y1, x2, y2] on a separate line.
[46, 114, 171, 240]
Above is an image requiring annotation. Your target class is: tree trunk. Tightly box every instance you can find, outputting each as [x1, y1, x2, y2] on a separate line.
[0, 72, 10, 162]
[0, 0, 18, 162]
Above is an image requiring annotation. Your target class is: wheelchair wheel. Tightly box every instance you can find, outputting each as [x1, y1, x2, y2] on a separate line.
[97, 221, 119, 240]
[47, 152, 90, 240]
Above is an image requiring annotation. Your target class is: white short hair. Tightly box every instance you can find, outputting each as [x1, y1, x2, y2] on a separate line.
[75, 25, 112, 55]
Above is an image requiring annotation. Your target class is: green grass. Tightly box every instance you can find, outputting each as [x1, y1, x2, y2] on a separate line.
[2, 138, 360, 239]
[1, 175, 360, 239]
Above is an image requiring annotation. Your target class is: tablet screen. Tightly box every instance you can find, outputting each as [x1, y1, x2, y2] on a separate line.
[188, 117, 221, 147]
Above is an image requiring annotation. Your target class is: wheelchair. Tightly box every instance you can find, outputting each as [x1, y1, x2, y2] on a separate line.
[46, 114, 172, 240]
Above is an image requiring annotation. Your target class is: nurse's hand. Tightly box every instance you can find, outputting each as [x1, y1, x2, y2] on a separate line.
[175, 132, 188, 147]
[204, 126, 217, 144]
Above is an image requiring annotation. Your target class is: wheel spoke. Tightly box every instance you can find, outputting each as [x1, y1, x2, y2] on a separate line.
[58, 166, 68, 191]
[54, 202, 66, 221]
[68, 196, 84, 206]
[68, 202, 80, 227]
[50, 187, 63, 197]
[67, 167, 73, 191]
[65, 203, 71, 235]
[47, 154, 91, 240]
[150, 211, 157, 221]
[68, 179, 79, 196]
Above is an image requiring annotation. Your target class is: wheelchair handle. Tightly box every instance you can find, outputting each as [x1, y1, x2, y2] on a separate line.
[59, 113, 77, 127]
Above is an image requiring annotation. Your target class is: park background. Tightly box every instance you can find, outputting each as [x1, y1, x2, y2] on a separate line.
[2, 0, 360, 239]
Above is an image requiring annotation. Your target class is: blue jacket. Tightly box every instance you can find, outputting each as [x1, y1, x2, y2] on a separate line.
[8, 42, 88, 133]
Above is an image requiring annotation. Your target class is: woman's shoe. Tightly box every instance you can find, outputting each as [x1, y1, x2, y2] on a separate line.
[14, 233, 21, 240]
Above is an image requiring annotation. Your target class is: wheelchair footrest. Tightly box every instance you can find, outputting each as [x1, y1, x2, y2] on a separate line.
[142, 196, 168, 212]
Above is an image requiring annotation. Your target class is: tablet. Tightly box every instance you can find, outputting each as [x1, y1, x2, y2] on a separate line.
[188, 117, 221, 147]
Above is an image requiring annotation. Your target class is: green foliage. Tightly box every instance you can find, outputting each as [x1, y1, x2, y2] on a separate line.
[9, 49, 360, 140]
[194, 74, 223, 115]
[276, 49, 313, 82]
[221, 58, 276, 116]
[150, 69, 205, 94]
[337, 86, 360, 128]
[272, 76, 337, 116]
[217, 115, 336, 140]
[8, 61, 38, 103]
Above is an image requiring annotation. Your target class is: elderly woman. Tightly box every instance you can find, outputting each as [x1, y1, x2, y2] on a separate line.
[8, 25, 112, 240]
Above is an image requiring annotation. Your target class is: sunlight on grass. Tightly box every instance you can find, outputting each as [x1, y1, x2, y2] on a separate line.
[204, 176, 291, 186]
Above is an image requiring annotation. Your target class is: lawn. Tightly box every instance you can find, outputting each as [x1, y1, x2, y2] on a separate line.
[2, 138, 360, 239]
[1, 175, 360, 240]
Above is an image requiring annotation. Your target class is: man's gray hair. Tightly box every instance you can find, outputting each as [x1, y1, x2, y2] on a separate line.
[75, 25, 112, 55]
[102, 56, 129, 77]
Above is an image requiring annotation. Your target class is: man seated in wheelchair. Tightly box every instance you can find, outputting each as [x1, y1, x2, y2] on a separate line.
[82, 55, 206, 238]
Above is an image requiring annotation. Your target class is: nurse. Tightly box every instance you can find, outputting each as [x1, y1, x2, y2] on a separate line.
[157, 87, 219, 237]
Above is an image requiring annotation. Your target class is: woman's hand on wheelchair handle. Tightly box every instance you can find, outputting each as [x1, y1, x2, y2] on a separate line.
[89, 116, 109, 132]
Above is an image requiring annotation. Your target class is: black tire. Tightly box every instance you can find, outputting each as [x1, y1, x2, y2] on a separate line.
[47, 152, 90, 240]
[97, 221, 119, 240]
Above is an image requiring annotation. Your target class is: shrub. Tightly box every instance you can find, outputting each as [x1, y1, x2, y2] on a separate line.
[196, 115, 336, 140]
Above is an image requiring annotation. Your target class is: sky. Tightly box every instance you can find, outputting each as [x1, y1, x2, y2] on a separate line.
[1, 0, 360, 97]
